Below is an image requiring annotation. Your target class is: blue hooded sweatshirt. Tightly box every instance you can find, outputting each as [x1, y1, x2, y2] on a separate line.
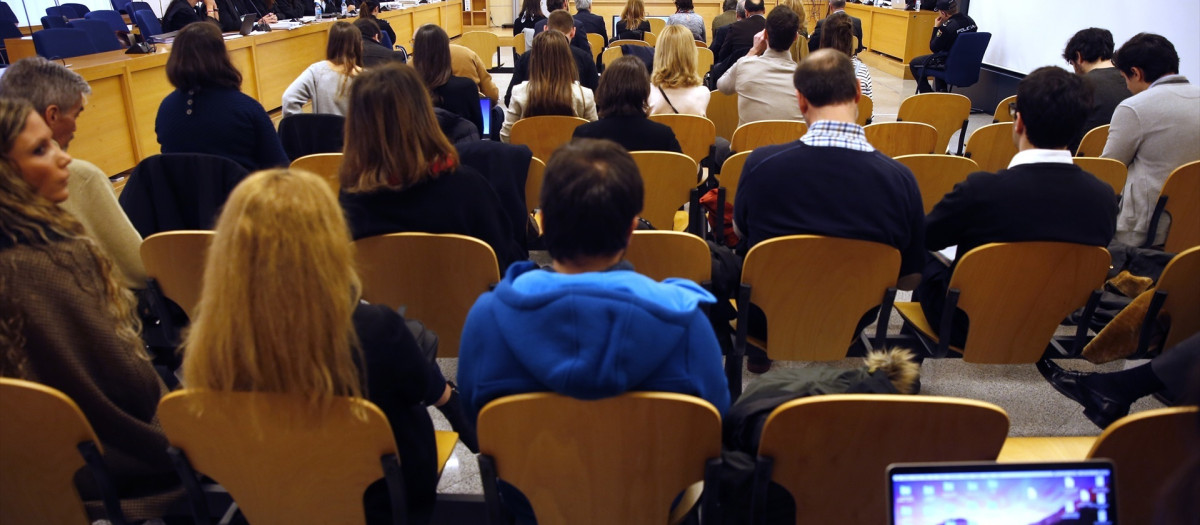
[458, 261, 731, 422]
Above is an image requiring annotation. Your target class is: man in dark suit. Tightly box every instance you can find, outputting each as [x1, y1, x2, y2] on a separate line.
[505, 10, 599, 105]
[355, 18, 405, 67]
[574, 0, 606, 48]
[808, 0, 863, 53]
[716, 0, 766, 64]
[533, 0, 591, 56]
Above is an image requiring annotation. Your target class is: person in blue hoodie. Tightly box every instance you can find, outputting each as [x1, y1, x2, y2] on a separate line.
[458, 138, 731, 425]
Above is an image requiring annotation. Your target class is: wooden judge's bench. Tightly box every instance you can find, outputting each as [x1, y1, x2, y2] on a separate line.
[844, 3, 936, 79]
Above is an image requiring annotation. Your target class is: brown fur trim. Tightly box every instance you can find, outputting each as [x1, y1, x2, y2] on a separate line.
[864, 348, 920, 394]
[1082, 288, 1170, 363]
[1108, 269, 1154, 298]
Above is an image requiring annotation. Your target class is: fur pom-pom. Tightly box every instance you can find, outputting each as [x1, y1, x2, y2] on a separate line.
[864, 348, 921, 394]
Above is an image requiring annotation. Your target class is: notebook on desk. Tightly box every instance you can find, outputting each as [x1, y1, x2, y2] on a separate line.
[887, 460, 1117, 525]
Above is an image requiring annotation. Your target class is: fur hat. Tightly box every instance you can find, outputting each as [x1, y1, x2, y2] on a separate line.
[864, 348, 921, 394]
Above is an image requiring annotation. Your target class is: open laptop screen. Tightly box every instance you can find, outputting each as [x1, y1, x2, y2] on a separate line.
[888, 461, 1116, 525]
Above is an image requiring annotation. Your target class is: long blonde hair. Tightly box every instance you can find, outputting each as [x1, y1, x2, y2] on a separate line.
[181, 169, 364, 413]
[651, 24, 702, 89]
[620, 0, 645, 30]
[525, 30, 578, 118]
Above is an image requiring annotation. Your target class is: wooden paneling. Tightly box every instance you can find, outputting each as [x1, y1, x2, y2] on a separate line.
[73, 75, 138, 175]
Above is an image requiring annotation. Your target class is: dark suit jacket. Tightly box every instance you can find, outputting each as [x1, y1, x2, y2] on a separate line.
[808, 13, 864, 53]
[362, 37, 405, 68]
[504, 44, 599, 105]
[572, 115, 682, 154]
[433, 76, 484, 137]
[717, 14, 766, 63]
[271, 0, 305, 19]
[575, 8, 607, 47]
[534, 18, 591, 55]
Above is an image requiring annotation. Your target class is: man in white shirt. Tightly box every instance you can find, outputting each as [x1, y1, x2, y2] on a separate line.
[716, 5, 803, 126]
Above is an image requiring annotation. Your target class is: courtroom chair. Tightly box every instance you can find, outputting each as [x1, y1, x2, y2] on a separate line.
[992, 94, 1016, 123]
[754, 394, 1008, 525]
[131, 9, 163, 39]
[1087, 406, 1200, 525]
[118, 153, 250, 237]
[695, 46, 713, 78]
[894, 154, 979, 214]
[1144, 160, 1200, 253]
[68, 19, 122, 52]
[923, 32, 991, 95]
[643, 31, 657, 46]
[963, 122, 1017, 173]
[61, 2, 91, 17]
[1126, 245, 1200, 356]
[0, 22, 20, 64]
[127, 2, 152, 15]
[509, 115, 588, 165]
[1073, 156, 1126, 196]
[524, 156, 545, 215]
[716, 150, 751, 205]
[694, 39, 707, 48]
[141, 230, 214, 321]
[608, 38, 652, 47]
[647, 17, 666, 35]
[32, 27, 96, 58]
[855, 94, 872, 126]
[586, 31, 603, 63]
[459, 31, 501, 70]
[625, 230, 711, 284]
[897, 92, 971, 154]
[277, 113, 346, 162]
[730, 120, 806, 153]
[862, 121, 938, 157]
[110, 0, 132, 14]
[895, 242, 1109, 362]
[477, 392, 722, 525]
[85, 9, 130, 34]
[730, 235, 901, 397]
[510, 33, 525, 56]
[158, 390, 411, 525]
[1, 378, 130, 525]
[630, 151, 698, 231]
[39, 15, 69, 29]
[601, 45, 623, 69]
[289, 153, 343, 194]
[354, 233, 501, 358]
[46, 5, 76, 19]
[707, 90, 739, 140]
[0, 1, 18, 24]
[649, 113, 716, 165]
[1075, 124, 1108, 157]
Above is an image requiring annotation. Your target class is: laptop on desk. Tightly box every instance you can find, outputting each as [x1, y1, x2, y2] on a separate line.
[239, 14, 258, 36]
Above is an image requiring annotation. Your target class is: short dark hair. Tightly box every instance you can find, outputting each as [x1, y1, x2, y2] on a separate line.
[595, 55, 650, 118]
[541, 139, 644, 262]
[1015, 66, 1093, 149]
[1113, 32, 1179, 83]
[354, 17, 380, 40]
[828, 0, 846, 8]
[793, 48, 857, 106]
[547, 0, 566, 11]
[675, 0, 694, 10]
[765, 5, 799, 51]
[165, 22, 241, 91]
[1062, 28, 1115, 64]
[745, 0, 765, 13]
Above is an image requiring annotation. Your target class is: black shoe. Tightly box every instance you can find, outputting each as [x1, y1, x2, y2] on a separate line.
[746, 348, 772, 374]
[436, 382, 479, 453]
[1035, 359, 1130, 429]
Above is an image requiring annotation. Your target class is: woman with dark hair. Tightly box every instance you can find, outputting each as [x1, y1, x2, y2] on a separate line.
[282, 21, 362, 117]
[572, 55, 681, 152]
[338, 63, 524, 272]
[616, 0, 650, 40]
[412, 24, 484, 134]
[161, 0, 218, 33]
[512, 0, 545, 49]
[358, 0, 396, 47]
[819, 12, 872, 118]
[500, 31, 597, 143]
[155, 22, 288, 171]
[666, 0, 704, 41]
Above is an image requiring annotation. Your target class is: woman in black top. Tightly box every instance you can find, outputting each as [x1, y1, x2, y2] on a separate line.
[512, 0, 545, 42]
[573, 55, 681, 153]
[616, 0, 651, 40]
[412, 24, 483, 134]
[161, 0, 217, 32]
[358, 0, 396, 47]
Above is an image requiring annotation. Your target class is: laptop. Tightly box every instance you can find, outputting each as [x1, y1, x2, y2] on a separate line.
[887, 460, 1117, 525]
[239, 14, 258, 36]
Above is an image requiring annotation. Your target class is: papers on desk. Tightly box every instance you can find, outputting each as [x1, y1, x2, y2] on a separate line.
[269, 21, 305, 30]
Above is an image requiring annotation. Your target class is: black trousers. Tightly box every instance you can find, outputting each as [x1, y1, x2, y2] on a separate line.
[910, 53, 948, 93]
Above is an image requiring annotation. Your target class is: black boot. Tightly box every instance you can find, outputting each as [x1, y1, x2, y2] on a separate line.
[436, 382, 479, 453]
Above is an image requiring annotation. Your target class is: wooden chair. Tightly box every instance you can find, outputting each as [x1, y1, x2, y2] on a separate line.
[731, 235, 901, 397]
[897, 92, 971, 154]
[717, 150, 752, 205]
[694, 39, 707, 48]
[290, 152, 343, 194]
[140, 230, 214, 320]
[458, 30, 500, 69]
[1132, 246, 1200, 354]
[755, 394, 1009, 525]
[158, 390, 408, 525]
[586, 32, 603, 63]
[1087, 406, 1200, 525]
[730, 120, 807, 152]
[1075, 124, 1109, 157]
[963, 122, 1017, 172]
[649, 113, 716, 165]
[896, 242, 1109, 363]
[992, 94, 1016, 123]
[608, 38, 652, 48]
[630, 151, 698, 231]
[855, 95, 872, 126]
[643, 31, 657, 46]
[695, 46, 714, 76]
[894, 154, 979, 214]
[647, 17, 666, 35]
[477, 392, 722, 525]
[1, 378, 129, 525]
[511, 33, 526, 56]
[863, 121, 938, 157]
[1146, 160, 1200, 253]
[625, 230, 711, 284]
[601, 45, 623, 68]
[1073, 156, 1127, 195]
[510, 115, 589, 163]
[707, 90, 739, 140]
[354, 233, 501, 358]
[523, 156, 546, 214]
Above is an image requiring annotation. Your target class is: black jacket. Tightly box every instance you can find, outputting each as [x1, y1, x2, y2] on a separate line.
[575, 8, 607, 47]
[571, 115, 682, 154]
[362, 37, 405, 67]
[807, 13, 864, 54]
[717, 14, 765, 63]
[432, 76, 484, 136]
[929, 12, 977, 54]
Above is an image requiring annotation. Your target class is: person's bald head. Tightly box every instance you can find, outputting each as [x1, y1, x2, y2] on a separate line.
[547, 10, 575, 35]
[793, 48, 858, 107]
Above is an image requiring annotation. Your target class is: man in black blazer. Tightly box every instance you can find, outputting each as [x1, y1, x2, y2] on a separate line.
[533, 0, 591, 56]
[716, 0, 767, 64]
[355, 18, 405, 67]
[505, 10, 599, 105]
[574, 0, 607, 47]
[808, 0, 863, 53]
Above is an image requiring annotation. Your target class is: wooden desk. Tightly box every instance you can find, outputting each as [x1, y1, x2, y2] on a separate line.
[997, 436, 1097, 462]
[20, 1, 462, 177]
[843, 4, 936, 78]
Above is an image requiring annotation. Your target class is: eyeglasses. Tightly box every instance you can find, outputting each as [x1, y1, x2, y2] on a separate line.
[1008, 102, 1018, 119]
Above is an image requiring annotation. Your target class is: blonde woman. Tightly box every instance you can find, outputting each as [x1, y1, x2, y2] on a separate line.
[649, 24, 712, 116]
[616, 0, 651, 40]
[778, 0, 808, 38]
[500, 31, 598, 143]
[282, 21, 363, 116]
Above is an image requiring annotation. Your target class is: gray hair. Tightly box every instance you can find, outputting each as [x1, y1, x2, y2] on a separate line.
[576, 0, 591, 10]
[736, 0, 746, 17]
[0, 57, 91, 114]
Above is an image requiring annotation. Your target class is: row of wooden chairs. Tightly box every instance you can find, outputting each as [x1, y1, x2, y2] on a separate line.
[991, 94, 1109, 157]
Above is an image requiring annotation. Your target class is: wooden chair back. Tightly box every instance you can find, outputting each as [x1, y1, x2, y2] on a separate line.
[1158, 160, 1200, 253]
[863, 121, 938, 157]
[647, 17, 666, 35]
[1073, 157, 1127, 195]
[894, 154, 979, 214]
[694, 39, 707, 47]
[290, 152, 343, 194]
[992, 94, 1016, 123]
[140, 230, 214, 320]
[354, 233, 501, 358]
[717, 150, 752, 204]
[963, 122, 1017, 172]
[695, 46, 714, 76]
[1155, 246, 1200, 350]
[1088, 406, 1200, 525]
[730, 120, 806, 152]
[1075, 124, 1109, 157]
[947, 242, 1109, 363]
[707, 90, 739, 140]
[649, 113, 716, 165]
[510, 115, 589, 163]
[897, 92, 971, 154]
[741, 235, 901, 361]
[643, 31, 657, 46]
[524, 156, 546, 214]
[630, 151, 698, 230]
[758, 394, 1008, 525]
[855, 94, 873, 126]
[625, 230, 711, 283]
[0, 378, 102, 524]
[158, 390, 399, 525]
[586, 32, 603, 63]
[458, 30, 500, 68]
[477, 392, 721, 525]
[511, 33, 526, 55]
[608, 38, 651, 47]
[601, 45, 623, 68]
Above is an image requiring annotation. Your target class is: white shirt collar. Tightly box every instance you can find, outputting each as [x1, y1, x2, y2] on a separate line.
[1007, 148, 1074, 169]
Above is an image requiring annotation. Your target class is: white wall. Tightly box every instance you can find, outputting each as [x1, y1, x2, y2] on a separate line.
[14, 0, 166, 27]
